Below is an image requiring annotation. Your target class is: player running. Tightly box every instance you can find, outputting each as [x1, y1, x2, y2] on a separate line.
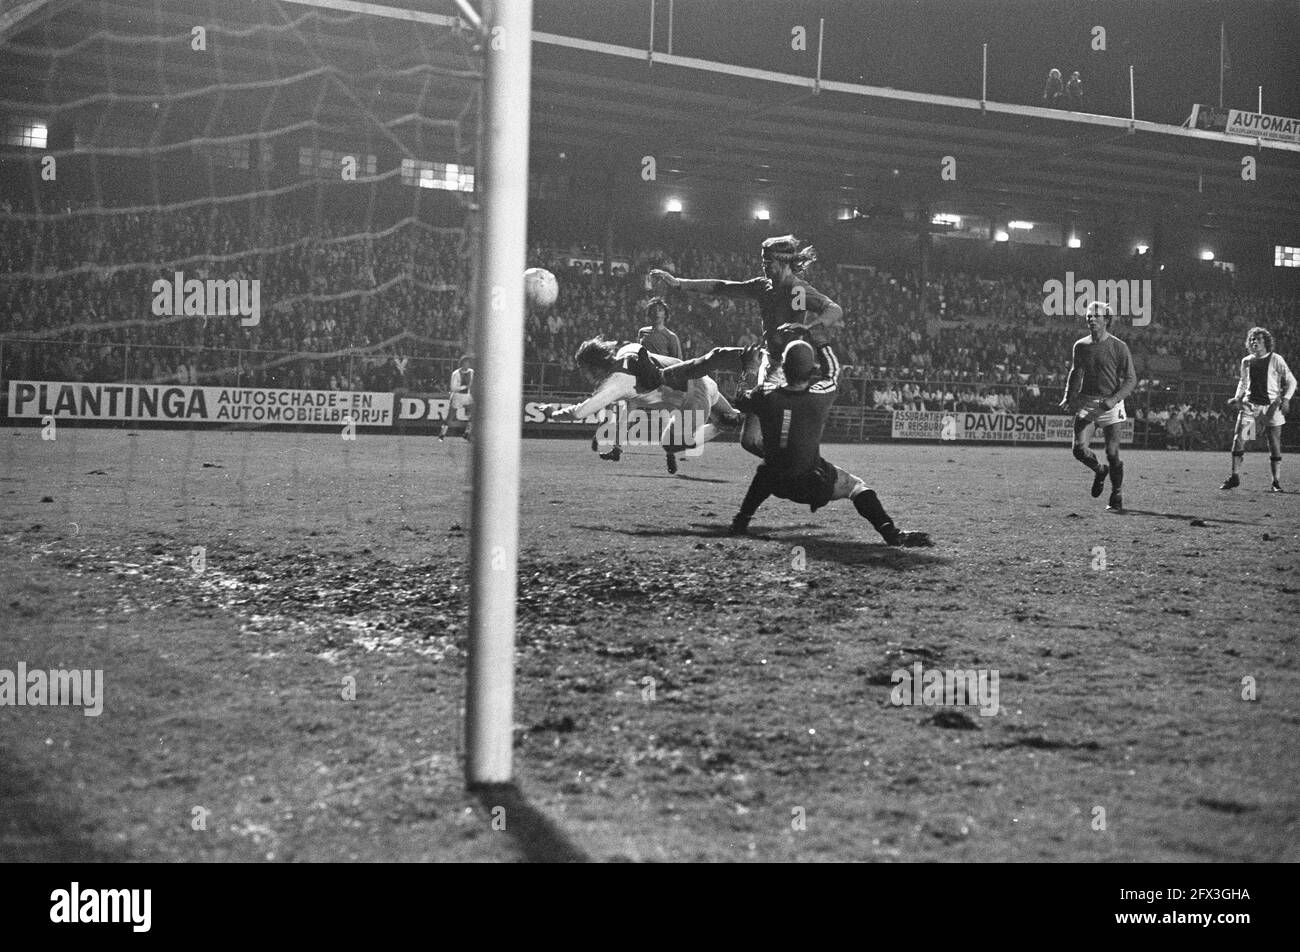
[728, 339, 932, 547]
[1059, 301, 1136, 512]
[544, 337, 739, 475]
[1220, 326, 1296, 493]
[649, 235, 843, 456]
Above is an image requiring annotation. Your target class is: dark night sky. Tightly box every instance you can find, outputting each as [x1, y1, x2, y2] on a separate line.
[533, 0, 1300, 124]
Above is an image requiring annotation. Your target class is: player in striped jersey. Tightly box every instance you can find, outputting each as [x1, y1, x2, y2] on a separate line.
[727, 339, 931, 547]
[1059, 302, 1136, 512]
[1220, 327, 1295, 492]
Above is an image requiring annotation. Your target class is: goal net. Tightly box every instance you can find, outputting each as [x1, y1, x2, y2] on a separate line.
[1, 0, 482, 409]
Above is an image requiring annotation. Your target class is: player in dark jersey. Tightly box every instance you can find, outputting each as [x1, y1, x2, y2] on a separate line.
[649, 235, 843, 456]
[1220, 327, 1296, 492]
[1059, 301, 1137, 512]
[637, 297, 683, 360]
[727, 339, 931, 547]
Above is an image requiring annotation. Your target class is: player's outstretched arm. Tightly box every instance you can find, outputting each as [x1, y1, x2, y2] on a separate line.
[649, 269, 760, 298]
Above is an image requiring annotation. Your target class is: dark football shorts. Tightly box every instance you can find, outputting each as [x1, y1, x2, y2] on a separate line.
[761, 457, 840, 512]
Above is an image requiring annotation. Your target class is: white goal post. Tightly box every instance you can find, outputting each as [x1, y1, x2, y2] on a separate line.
[465, 0, 532, 786]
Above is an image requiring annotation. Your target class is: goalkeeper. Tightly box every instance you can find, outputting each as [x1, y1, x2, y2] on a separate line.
[647, 320, 842, 459]
[728, 338, 932, 547]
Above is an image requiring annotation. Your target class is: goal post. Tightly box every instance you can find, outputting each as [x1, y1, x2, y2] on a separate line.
[465, 0, 532, 787]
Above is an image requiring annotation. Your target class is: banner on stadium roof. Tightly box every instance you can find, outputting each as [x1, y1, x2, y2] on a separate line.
[7, 380, 394, 425]
[1188, 104, 1300, 144]
[891, 409, 1134, 444]
[1223, 109, 1300, 144]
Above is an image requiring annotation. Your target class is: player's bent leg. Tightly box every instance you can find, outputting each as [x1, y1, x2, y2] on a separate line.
[838, 468, 932, 547]
[661, 347, 746, 392]
[690, 423, 720, 449]
[1223, 416, 1249, 487]
[1072, 419, 1108, 497]
[730, 471, 773, 535]
[709, 391, 742, 427]
[1103, 424, 1124, 511]
[828, 467, 866, 501]
[1222, 447, 1245, 489]
[1072, 421, 1102, 469]
[1267, 426, 1283, 491]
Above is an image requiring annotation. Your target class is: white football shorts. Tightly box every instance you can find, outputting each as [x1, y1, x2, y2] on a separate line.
[1236, 401, 1283, 441]
[1077, 398, 1126, 428]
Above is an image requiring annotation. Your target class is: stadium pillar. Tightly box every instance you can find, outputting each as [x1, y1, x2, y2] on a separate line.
[916, 204, 930, 329]
[466, 0, 533, 787]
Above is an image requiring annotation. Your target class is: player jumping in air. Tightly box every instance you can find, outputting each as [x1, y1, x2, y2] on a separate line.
[728, 339, 932, 547]
[439, 355, 474, 441]
[1220, 326, 1296, 492]
[1059, 301, 1137, 512]
[649, 235, 843, 456]
[544, 337, 739, 475]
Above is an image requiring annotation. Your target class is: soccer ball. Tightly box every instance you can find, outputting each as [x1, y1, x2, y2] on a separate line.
[524, 267, 559, 309]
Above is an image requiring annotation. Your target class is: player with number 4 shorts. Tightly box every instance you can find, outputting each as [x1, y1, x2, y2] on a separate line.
[1060, 301, 1136, 512]
[1220, 327, 1296, 493]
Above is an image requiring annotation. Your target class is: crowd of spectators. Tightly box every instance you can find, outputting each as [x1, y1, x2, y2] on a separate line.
[3, 201, 1296, 440]
[1, 201, 470, 392]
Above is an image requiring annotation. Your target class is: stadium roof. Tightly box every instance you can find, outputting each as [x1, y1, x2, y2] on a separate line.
[529, 39, 1300, 239]
[4, 0, 1300, 240]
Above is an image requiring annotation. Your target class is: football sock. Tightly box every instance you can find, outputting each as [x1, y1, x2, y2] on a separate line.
[852, 488, 895, 537]
[1072, 445, 1101, 471]
[1231, 449, 1245, 474]
[738, 475, 772, 520]
[1107, 456, 1124, 491]
[1271, 455, 1282, 479]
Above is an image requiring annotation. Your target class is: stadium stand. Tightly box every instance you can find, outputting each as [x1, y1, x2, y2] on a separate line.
[2, 192, 1293, 451]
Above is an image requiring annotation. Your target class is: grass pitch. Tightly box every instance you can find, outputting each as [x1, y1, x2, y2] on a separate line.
[2, 428, 1297, 862]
